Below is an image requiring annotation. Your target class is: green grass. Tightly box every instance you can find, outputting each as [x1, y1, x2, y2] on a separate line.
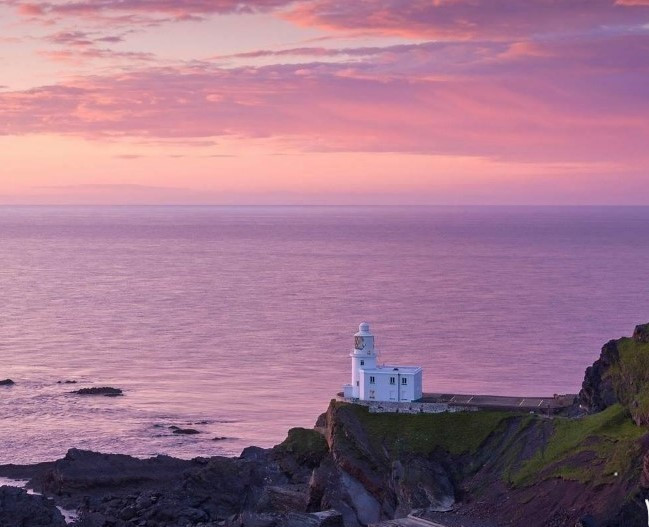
[344, 404, 514, 456]
[609, 337, 649, 424]
[512, 404, 646, 487]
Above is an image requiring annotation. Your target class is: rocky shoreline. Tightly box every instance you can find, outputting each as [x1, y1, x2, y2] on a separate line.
[3, 324, 649, 527]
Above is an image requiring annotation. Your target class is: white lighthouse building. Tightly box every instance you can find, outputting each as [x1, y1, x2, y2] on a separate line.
[343, 322, 423, 402]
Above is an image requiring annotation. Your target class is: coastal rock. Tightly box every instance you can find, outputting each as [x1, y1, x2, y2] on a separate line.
[72, 387, 123, 397]
[0, 378, 15, 386]
[0, 486, 66, 527]
[633, 323, 649, 343]
[578, 339, 619, 412]
[578, 323, 649, 425]
[579, 322, 649, 420]
[227, 510, 343, 527]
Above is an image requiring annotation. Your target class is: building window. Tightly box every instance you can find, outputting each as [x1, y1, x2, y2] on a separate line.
[389, 377, 395, 385]
[356, 381, 359, 386]
[401, 377, 408, 385]
[360, 360, 364, 366]
[369, 376, 375, 384]
[369, 390, 375, 399]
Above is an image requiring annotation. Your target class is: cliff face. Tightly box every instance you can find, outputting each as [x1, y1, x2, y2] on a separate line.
[315, 399, 648, 527]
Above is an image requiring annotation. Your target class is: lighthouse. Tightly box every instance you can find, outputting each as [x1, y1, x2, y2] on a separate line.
[350, 322, 377, 398]
[343, 322, 423, 402]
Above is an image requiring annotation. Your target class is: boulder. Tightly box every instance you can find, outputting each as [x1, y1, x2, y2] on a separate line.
[0, 379, 15, 386]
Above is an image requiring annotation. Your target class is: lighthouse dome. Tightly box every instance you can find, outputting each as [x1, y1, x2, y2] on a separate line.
[356, 322, 372, 336]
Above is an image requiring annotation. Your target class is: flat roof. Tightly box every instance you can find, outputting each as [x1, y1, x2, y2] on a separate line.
[419, 392, 577, 410]
[362, 365, 422, 374]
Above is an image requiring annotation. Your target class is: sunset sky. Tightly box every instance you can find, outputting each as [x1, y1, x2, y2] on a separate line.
[0, 0, 648, 204]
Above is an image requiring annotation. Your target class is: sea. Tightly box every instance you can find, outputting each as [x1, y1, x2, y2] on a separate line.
[1, 205, 648, 464]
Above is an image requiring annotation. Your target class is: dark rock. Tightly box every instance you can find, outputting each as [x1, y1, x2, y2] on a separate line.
[37, 448, 196, 496]
[170, 426, 201, 435]
[633, 323, 649, 343]
[73, 387, 123, 397]
[0, 379, 15, 386]
[58, 380, 77, 384]
[576, 515, 597, 527]
[213, 436, 229, 441]
[578, 339, 620, 412]
[0, 486, 66, 526]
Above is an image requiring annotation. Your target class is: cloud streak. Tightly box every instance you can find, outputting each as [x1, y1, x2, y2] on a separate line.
[285, 0, 649, 39]
[1, 32, 647, 164]
[4, 0, 292, 25]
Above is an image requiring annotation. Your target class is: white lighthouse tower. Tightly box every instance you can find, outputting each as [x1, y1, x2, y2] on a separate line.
[350, 322, 377, 398]
[343, 322, 423, 402]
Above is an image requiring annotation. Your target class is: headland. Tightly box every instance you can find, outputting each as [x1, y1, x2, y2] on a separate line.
[3, 323, 649, 527]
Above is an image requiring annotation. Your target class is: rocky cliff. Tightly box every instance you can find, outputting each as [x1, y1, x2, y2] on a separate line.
[580, 323, 649, 425]
[3, 324, 649, 527]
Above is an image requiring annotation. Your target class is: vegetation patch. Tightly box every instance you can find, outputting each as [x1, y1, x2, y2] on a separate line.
[344, 404, 514, 456]
[276, 427, 329, 467]
[608, 337, 649, 425]
[512, 404, 646, 487]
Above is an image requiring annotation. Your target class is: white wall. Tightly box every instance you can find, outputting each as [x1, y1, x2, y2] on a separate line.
[351, 353, 377, 398]
[359, 370, 421, 402]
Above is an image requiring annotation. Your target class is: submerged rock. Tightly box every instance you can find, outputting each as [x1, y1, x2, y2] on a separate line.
[170, 426, 201, 435]
[0, 379, 15, 386]
[73, 387, 123, 397]
[0, 486, 66, 527]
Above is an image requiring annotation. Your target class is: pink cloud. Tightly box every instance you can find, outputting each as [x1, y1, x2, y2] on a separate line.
[0, 31, 647, 165]
[5, 0, 293, 24]
[284, 0, 649, 39]
[38, 47, 155, 64]
[45, 30, 125, 46]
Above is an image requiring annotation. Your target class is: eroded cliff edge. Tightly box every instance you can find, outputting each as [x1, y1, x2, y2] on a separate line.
[3, 324, 649, 527]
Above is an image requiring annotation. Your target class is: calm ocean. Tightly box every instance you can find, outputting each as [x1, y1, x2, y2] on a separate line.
[1, 206, 648, 463]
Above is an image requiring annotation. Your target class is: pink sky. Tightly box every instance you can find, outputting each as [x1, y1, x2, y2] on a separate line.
[0, 0, 648, 204]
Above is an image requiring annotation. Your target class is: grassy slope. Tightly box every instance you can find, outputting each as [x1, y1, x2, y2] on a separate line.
[512, 404, 646, 487]
[342, 403, 514, 456]
[332, 402, 646, 489]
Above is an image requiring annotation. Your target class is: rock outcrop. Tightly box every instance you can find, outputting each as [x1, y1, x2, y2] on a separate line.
[579, 323, 649, 425]
[0, 486, 66, 527]
[579, 339, 620, 412]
